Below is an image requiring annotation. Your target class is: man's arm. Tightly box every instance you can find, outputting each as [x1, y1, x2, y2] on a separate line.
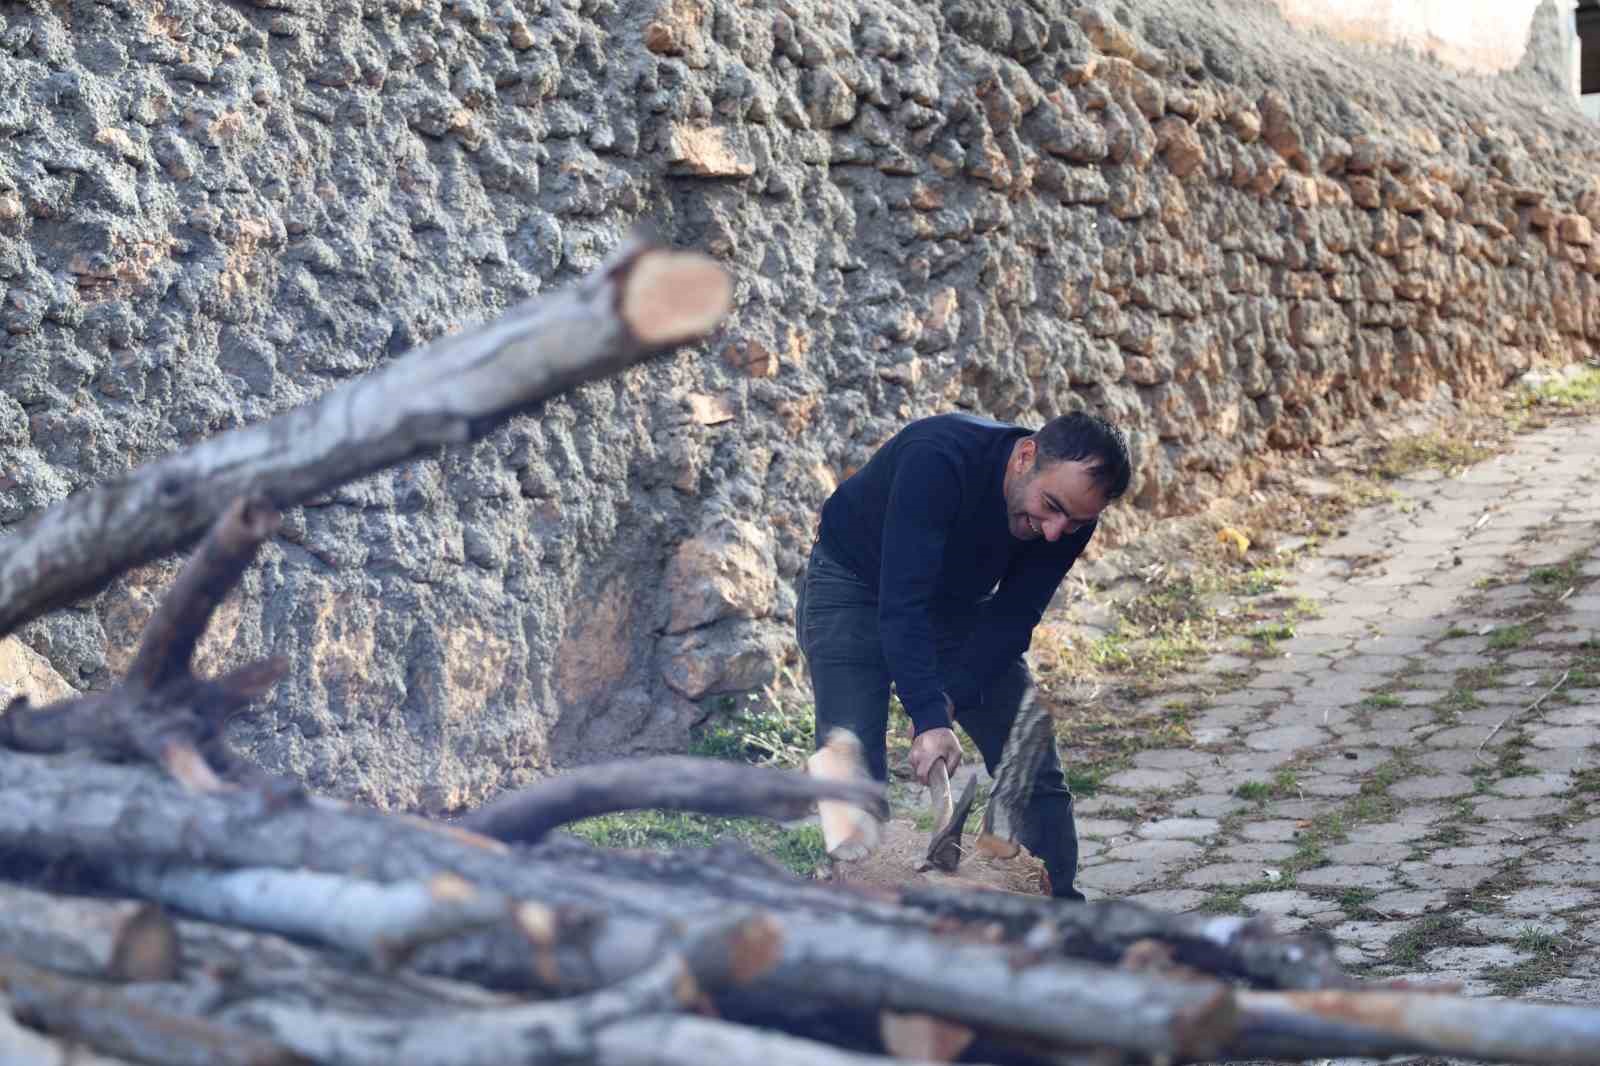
[947, 522, 1094, 706]
[876, 445, 964, 738]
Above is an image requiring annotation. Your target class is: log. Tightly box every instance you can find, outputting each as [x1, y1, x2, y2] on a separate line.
[898, 885, 1354, 992]
[457, 754, 889, 845]
[0, 953, 307, 1066]
[0, 234, 733, 640]
[207, 915, 776, 1066]
[114, 865, 550, 972]
[0, 752, 1238, 1060]
[1230, 988, 1600, 1065]
[807, 728, 883, 862]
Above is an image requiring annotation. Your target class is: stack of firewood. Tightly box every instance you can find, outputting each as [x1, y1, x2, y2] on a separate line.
[2, 237, 1598, 1066]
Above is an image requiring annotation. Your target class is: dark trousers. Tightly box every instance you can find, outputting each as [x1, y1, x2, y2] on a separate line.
[794, 539, 1085, 901]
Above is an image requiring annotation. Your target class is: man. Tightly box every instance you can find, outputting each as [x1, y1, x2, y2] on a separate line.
[795, 410, 1131, 900]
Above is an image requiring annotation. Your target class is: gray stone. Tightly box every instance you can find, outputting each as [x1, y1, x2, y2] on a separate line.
[1295, 865, 1396, 890]
[1396, 863, 1497, 891]
[1238, 820, 1306, 843]
[1424, 944, 1529, 971]
[1297, 774, 1363, 797]
[1244, 725, 1330, 751]
[1103, 767, 1192, 791]
[1427, 725, 1509, 748]
[1218, 842, 1301, 863]
[1425, 845, 1509, 867]
[1078, 863, 1163, 895]
[1125, 888, 1211, 913]
[1530, 726, 1596, 749]
[1174, 794, 1249, 818]
[1329, 654, 1415, 677]
[1472, 796, 1569, 820]
[1415, 748, 1488, 773]
[1346, 822, 1433, 844]
[1325, 841, 1413, 865]
[1239, 890, 1322, 916]
[1389, 774, 1476, 800]
[1077, 818, 1136, 839]
[1331, 919, 1409, 951]
[1101, 838, 1203, 864]
[1368, 889, 1450, 917]
[1137, 817, 1220, 840]
[1465, 915, 1568, 939]
[1494, 774, 1572, 798]
[1132, 748, 1218, 771]
[1181, 863, 1280, 888]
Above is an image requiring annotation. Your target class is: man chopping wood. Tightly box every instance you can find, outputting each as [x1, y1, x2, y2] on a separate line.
[796, 411, 1131, 900]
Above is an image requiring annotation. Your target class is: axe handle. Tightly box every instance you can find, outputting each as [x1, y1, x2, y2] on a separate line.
[927, 758, 954, 834]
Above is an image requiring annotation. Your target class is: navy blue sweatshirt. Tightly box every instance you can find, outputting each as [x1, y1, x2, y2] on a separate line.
[817, 413, 1095, 736]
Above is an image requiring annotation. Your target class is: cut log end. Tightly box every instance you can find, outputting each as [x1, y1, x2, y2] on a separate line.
[808, 729, 882, 862]
[727, 914, 785, 985]
[879, 1010, 976, 1063]
[621, 250, 733, 347]
[160, 741, 231, 794]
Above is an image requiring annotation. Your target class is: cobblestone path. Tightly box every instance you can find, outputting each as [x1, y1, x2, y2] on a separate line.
[1068, 416, 1600, 1009]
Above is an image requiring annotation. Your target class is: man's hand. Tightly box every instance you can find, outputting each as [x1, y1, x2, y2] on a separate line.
[909, 726, 963, 785]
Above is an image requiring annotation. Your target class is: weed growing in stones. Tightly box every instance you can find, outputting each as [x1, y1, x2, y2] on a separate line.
[1441, 688, 1483, 712]
[1382, 915, 1479, 967]
[1484, 931, 1570, 996]
[1234, 780, 1272, 802]
[1487, 623, 1533, 651]
[1376, 433, 1495, 480]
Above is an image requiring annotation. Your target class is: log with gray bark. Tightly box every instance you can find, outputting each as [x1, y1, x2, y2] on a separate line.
[0, 231, 733, 640]
[6, 749, 1600, 1066]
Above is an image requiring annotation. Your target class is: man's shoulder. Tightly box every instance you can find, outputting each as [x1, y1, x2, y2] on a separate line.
[894, 412, 1023, 450]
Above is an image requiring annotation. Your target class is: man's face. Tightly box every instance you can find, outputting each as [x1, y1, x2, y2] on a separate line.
[1005, 442, 1110, 543]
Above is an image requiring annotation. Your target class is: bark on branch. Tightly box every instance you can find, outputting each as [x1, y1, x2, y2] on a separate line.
[0, 233, 733, 639]
[456, 755, 891, 844]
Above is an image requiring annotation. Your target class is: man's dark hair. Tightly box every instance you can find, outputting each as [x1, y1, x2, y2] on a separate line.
[1031, 412, 1132, 501]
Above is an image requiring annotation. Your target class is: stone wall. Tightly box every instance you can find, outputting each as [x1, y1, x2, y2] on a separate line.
[3, 0, 1599, 811]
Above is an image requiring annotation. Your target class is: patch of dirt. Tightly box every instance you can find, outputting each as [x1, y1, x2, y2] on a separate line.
[815, 818, 1049, 897]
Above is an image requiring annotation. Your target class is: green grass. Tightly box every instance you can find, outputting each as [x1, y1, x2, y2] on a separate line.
[690, 676, 814, 769]
[1198, 879, 1284, 914]
[1376, 432, 1495, 480]
[1487, 623, 1532, 651]
[1249, 622, 1297, 643]
[1484, 928, 1569, 995]
[1234, 780, 1273, 801]
[1444, 625, 1472, 639]
[1382, 914, 1474, 967]
[1517, 366, 1600, 411]
[1530, 560, 1582, 589]
[1441, 688, 1483, 712]
[1363, 692, 1404, 709]
[566, 811, 828, 876]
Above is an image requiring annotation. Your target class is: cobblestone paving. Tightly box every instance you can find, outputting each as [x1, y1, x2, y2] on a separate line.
[1069, 418, 1600, 1013]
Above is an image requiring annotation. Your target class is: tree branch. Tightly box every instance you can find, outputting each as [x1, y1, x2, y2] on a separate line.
[456, 755, 890, 844]
[125, 496, 280, 690]
[0, 953, 307, 1066]
[0, 233, 733, 639]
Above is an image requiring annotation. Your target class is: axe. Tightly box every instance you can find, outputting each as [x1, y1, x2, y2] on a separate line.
[917, 757, 978, 872]
[974, 679, 1052, 860]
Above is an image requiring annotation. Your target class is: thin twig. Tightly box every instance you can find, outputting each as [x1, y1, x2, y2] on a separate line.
[1475, 669, 1570, 763]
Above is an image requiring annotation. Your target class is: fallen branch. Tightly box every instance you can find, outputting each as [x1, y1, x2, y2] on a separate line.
[898, 887, 1354, 991]
[458, 755, 890, 844]
[0, 952, 306, 1066]
[211, 914, 776, 1066]
[125, 497, 281, 690]
[0, 232, 733, 639]
[1476, 668, 1570, 763]
[115, 865, 552, 972]
[1231, 987, 1600, 1065]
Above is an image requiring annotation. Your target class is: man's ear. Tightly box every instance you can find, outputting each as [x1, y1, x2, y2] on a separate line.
[1016, 437, 1036, 469]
